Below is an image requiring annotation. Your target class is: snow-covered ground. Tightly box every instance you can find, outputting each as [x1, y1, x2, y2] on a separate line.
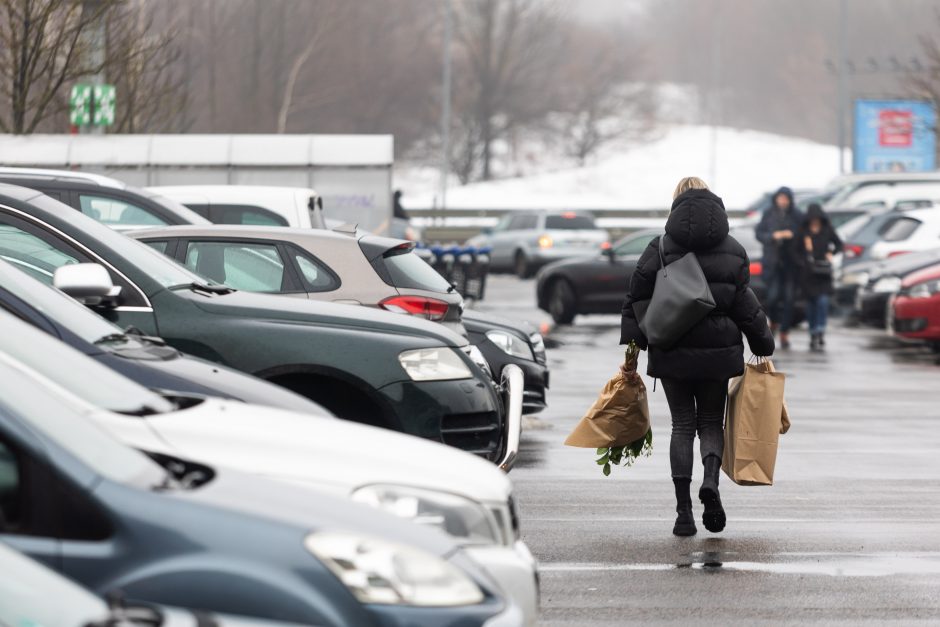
[396, 124, 845, 211]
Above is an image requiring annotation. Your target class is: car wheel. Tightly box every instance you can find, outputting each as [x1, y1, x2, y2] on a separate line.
[515, 252, 532, 279]
[548, 279, 577, 324]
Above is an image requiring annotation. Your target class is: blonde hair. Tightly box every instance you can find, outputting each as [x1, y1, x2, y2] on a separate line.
[673, 176, 709, 200]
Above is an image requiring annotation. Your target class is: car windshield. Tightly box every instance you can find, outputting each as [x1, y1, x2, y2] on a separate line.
[143, 190, 213, 226]
[545, 214, 596, 230]
[0, 309, 175, 416]
[27, 194, 213, 289]
[0, 259, 136, 346]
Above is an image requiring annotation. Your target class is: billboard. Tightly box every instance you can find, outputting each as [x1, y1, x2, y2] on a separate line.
[853, 99, 937, 172]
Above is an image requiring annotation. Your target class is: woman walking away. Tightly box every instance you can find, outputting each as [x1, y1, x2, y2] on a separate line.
[620, 177, 775, 537]
[801, 203, 843, 351]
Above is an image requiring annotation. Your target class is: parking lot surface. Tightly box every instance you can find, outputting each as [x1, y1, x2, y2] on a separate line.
[474, 275, 940, 626]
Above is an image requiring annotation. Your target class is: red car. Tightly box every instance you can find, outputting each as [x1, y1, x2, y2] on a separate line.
[891, 262, 940, 345]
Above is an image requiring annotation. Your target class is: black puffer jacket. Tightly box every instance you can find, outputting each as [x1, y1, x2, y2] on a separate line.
[620, 189, 775, 380]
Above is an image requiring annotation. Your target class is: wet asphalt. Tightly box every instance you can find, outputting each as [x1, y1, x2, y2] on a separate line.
[472, 275, 940, 626]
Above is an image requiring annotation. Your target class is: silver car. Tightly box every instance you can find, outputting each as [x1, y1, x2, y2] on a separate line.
[129, 225, 466, 336]
[466, 210, 609, 278]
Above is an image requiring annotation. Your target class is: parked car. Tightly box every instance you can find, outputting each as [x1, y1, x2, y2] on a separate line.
[0, 542, 306, 627]
[867, 206, 940, 260]
[0, 184, 522, 467]
[0, 167, 211, 230]
[823, 172, 940, 210]
[147, 185, 327, 229]
[466, 210, 608, 278]
[0, 336, 520, 626]
[852, 247, 940, 328]
[464, 311, 548, 415]
[535, 228, 662, 324]
[891, 262, 940, 347]
[0, 259, 328, 414]
[128, 224, 466, 336]
[839, 205, 939, 267]
[1, 312, 537, 625]
[129, 224, 549, 415]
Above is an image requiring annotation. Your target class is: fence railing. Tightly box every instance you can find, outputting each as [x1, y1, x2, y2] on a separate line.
[410, 207, 750, 243]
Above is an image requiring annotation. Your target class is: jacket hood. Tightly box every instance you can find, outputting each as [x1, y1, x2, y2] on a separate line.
[665, 189, 730, 250]
[773, 186, 795, 207]
[804, 203, 828, 226]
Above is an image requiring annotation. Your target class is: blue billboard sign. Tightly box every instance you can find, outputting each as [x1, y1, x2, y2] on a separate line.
[853, 99, 936, 173]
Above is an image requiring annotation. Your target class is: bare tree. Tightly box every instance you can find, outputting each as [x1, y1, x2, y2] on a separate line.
[451, 0, 567, 181]
[0, 0, 114, 133]
[105, 0, 187, 132]
[549, 24, 657, 166]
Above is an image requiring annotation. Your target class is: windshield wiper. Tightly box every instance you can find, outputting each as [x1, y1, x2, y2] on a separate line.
[172, 281, 235, 295]
[93, 333, 129, 345]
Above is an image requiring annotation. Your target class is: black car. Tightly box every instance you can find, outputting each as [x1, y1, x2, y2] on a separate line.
[853, 248, 940, 328]
[0, 184, 521, 467]
[0, 167, 211, 229]
[536, 229, 662, 324]
[464, 310, 549, 415]
[0, 258, 327, 414]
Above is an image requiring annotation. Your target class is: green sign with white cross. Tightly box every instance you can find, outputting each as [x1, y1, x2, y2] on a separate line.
[70, 83, 116, 127]
[93, 84, 116, 126]
[69, 84, 93, 126]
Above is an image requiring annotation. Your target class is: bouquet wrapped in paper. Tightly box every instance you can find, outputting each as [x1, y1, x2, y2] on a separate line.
[564, 342, 653, 475]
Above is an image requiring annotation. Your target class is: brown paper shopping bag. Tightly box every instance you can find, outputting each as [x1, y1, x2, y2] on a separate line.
[565, 372, 650, 448]
[722, 358, 786, 486]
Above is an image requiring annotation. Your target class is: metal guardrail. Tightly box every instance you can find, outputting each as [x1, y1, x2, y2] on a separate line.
[411, 207, 749, 242]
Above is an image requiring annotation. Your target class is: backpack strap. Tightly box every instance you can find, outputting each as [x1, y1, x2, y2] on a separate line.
[658, 234, 667, 276]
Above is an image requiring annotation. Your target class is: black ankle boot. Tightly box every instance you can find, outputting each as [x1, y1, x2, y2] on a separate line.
[699, 455, 726, 533]
[672, 478, 697, 536]
[810, 333, 821, 352]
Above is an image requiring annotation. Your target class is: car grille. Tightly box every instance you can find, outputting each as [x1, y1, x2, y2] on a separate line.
[440, 411, 502, 461]
[895, 317, 928, 333]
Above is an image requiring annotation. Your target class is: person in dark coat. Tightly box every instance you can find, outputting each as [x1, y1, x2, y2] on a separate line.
[755, 187, 804, 349]
[621, 177, 775, 537]
[801, 203, 843, 351]
[392, 189, 410, 220]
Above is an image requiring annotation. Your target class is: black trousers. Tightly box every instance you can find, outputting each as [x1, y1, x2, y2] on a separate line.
[661, 378, 728, 479]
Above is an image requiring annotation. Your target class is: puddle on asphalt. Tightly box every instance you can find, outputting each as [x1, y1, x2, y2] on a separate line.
[541, 552, 940, 577]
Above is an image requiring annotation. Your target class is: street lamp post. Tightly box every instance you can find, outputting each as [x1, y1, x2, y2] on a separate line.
[837, 0, 847, 173]
[440, 0, 453, 211]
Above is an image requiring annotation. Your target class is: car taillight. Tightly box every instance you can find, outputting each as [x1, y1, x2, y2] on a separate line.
[749, 261, 763, 276]
[845, 244, 864, 258]
[888, 251, 911, 258]
[380, 296, 450, 321]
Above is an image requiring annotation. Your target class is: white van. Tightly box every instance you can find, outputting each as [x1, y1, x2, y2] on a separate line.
[824, 172, 940, 210]
[149, 185, 327, 229]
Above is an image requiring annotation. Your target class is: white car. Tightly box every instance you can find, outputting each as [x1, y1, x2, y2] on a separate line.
[149, 184, 327, 229]
[868, 206, 940, 260]
[1, 313, 539, 625]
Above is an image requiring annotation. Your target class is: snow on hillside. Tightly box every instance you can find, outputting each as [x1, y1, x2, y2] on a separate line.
[397, 124, 845, 211]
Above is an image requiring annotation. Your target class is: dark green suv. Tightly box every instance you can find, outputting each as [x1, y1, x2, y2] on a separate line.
[0, 184, 522, 468]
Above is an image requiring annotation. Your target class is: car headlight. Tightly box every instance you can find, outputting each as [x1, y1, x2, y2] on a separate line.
[909, 279, 940, 299]
[529, 332, 547, 364]
[305, 532, 484, 607]
[873, 276, 902, 293]
[486, 330, 536, 361]
[398, 348, 472, 381]
[466, 345, 493, 379]
[841, 271, 869, 287]
[352, 485, 506, 546]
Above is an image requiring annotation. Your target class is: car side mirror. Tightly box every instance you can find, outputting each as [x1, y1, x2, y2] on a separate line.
[602, 245, 616, 262]
[53, 263, 121, 307]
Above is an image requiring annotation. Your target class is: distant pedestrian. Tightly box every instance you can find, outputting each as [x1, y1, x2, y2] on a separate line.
[392, 189, 410, 220]
[801, 203, 843, 351]
[756, 187, 804, 349]
[620, 177, 774, 537]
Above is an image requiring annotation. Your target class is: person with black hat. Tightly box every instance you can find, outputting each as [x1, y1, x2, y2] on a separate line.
[755, 187, 804, 349]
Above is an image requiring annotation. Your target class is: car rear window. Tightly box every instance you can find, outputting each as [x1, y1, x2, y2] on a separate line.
[545, 214, 596, 230]
[372, 248, 453, 293]
[880, 217, 921, 242]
